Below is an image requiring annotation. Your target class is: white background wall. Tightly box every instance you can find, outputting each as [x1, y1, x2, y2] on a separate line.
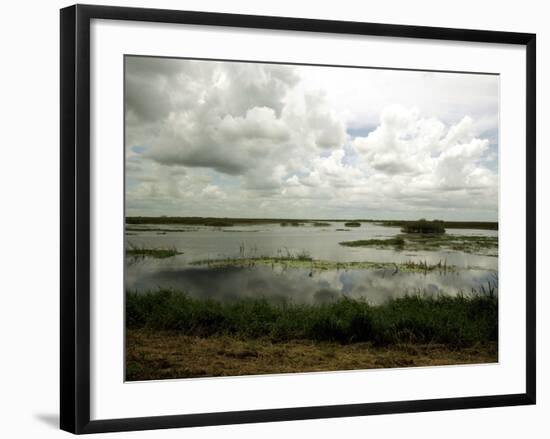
[0, 0, 547, 437]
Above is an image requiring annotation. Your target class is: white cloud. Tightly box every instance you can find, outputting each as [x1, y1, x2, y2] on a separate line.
[126, 59, 345, 181]
[350, 105, 496, 213]
[125, 57, 499, 220]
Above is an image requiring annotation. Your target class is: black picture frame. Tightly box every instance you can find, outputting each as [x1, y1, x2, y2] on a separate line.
[60, 4, 536, 434]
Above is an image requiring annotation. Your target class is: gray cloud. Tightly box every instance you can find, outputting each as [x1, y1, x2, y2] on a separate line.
[125, 57, 499, 220]
[126, 57, 345, 179]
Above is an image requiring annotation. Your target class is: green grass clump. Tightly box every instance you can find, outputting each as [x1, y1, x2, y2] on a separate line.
[339, 234, 497, 255]
[312, 222, 331, 227]
[344, 221, 361, 227]
[340, 237, 405, 248]
[126, 244, 182, 259]
[126, 226, 196, 233]
[295, 250, 312, 260]
[375, 218, 497, 234]
[126, 290, 497, 347]
[380, 220, 498, 231]
[401, 219, 445, 234]
[190, 256, 455, 272]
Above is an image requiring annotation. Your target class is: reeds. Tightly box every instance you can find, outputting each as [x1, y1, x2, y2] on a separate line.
[339, 234, 497, 255]
[401, 219, 446, 234]
[126, 244, 182, 259]
[340, 237, 405, 248]
[126, 289, 497, 347]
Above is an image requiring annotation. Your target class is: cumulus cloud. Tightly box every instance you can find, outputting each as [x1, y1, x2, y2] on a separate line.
[125, 57, 499, 220]
[126, 57, 345, 180]
[351, 105, 496, 212]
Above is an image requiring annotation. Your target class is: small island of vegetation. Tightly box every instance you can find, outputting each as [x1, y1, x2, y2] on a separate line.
[126, 244, 182, 259]
[379, 219, 497, 231]
[401, 219, 445, 234]
[344, 221, 361, 227]
[339, 219, 497, 255]
[340, 234, 497, 255]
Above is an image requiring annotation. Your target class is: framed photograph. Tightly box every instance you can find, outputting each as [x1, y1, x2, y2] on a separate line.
[60, 4, 536, 434]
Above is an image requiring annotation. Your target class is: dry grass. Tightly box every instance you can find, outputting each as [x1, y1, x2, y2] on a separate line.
[126, 329, 497, 381]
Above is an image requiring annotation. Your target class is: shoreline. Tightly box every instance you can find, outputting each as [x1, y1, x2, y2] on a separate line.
[125, 216, 498, 231]
[127, 290, 498, 346]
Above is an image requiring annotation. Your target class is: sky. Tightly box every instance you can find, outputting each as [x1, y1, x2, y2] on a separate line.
[125, 56, 499, 221]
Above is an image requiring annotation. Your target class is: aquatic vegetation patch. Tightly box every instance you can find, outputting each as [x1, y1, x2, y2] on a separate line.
[340, 234, 498, 255]
[189, 256, 456, 273]
[126, 244, 182, 259]
[344, 221, 361, 227]
[341, 237, 405, 248]
[125, 226, 197, 233]
[378, 219, 498, 231]
[221, 229, 261, 233]
[401, 219, 445, 234]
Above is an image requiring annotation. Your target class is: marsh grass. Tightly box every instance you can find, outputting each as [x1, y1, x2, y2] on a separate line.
[380, 219, 498, 231]
[401, 219, 445, 234]
[126, 226, 197, 233]
[126, 289, 498, 347]
[126, 244, 182, 259]
[344, 221, 361, 227]
[341, 237, 405, 248]
[189, 255, 455, 273]
[295, 250, 313, 260]
[340, 233, 497, 255]
[126, 217, 498, 231]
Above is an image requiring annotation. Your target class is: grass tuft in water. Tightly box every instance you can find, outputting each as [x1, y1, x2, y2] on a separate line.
[340, 236, 405, 248]
[340, 233, 497, 255]
[126, 244, 182, 259]
[126, 226, 197, 233]
[189, 255, 457, 273]
[401, 219, 445, 234]
[344, 221, 361, 227]
[379, 219, 498, 231]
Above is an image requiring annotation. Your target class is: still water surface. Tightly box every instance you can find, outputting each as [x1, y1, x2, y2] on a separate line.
[126, 222, 498, 305]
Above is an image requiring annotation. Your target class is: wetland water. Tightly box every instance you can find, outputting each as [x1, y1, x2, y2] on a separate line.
[125, 222, 498, 305]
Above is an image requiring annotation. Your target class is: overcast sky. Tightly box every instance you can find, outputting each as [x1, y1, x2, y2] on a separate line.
[125, 56, 499, 220]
